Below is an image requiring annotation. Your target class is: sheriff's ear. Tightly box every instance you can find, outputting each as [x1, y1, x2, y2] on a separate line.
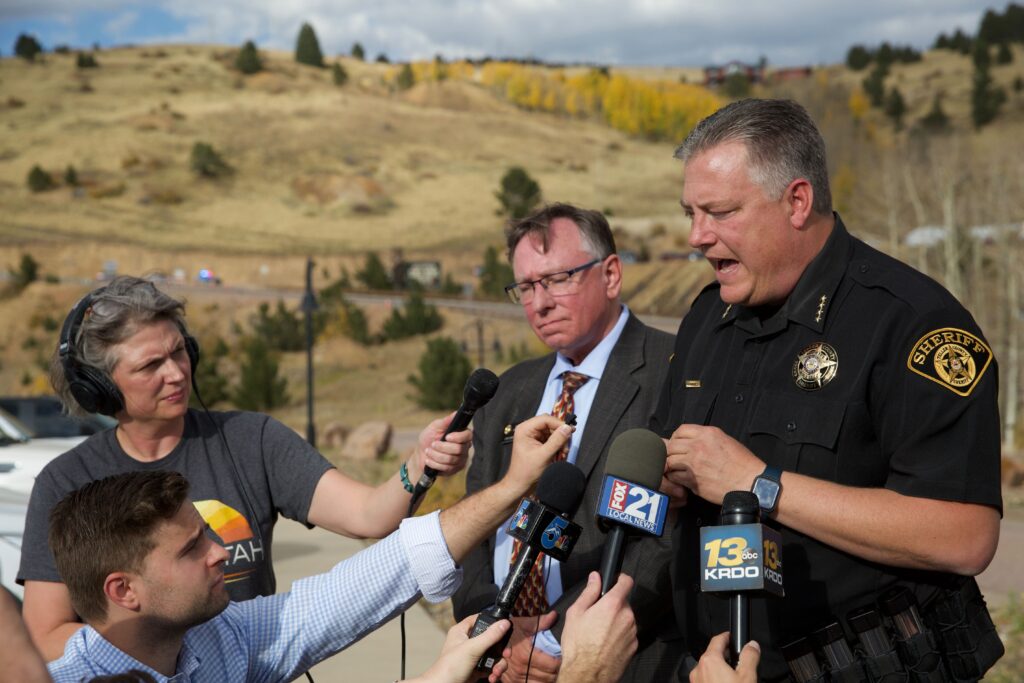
[104, 572, 141, 612]
[785, 177, 814, 230]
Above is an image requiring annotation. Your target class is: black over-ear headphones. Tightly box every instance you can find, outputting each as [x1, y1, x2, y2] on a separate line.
[58, 287, 201, 417]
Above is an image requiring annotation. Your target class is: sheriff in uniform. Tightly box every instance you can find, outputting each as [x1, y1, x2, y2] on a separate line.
[653, 99, 1004, 681]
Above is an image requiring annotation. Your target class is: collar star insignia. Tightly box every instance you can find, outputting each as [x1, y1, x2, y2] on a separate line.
[815, 295, 828, 324]
[793, 342, 839, 391]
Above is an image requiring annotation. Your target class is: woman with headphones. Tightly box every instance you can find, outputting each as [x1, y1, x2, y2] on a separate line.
[17, 276, 473, 661]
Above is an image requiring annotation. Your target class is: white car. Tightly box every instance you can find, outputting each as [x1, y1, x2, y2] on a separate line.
[0, 486, 29, 600]
[0, 408, 85, 600]
[0, 407, 85, 496]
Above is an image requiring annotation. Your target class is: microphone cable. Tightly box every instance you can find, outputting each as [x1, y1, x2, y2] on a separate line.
[194, 384, 316, 683]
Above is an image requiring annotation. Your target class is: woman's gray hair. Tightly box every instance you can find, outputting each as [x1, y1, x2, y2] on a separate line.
[674, 98, 832, 215]
[50, 276, 189, 416]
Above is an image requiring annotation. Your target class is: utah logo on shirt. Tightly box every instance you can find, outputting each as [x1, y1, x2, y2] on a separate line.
[193, 500, 264, 584]
[907, 328, 992, 397]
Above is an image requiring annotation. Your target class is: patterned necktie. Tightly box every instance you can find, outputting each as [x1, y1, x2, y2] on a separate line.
[510, 370, 589, 617]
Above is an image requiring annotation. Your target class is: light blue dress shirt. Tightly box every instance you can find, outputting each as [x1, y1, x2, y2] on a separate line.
[49, 511, 460, 683]
[492, 304, 630, 656]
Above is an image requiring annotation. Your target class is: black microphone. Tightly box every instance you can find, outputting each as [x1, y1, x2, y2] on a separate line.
[700, 491, 784, 665]
[470, 461, 587, 674]
[413, 368, 499, 498]
[594, 429, 669, 595]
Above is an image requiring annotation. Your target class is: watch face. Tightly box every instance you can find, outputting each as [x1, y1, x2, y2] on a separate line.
[753, 477, 780, 510]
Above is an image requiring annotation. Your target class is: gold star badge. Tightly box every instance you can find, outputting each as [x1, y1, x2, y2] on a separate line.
[793, 342, 839, 391]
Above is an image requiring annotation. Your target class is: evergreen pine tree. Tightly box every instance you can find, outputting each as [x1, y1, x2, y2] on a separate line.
[190, 337, 231, 408]
[920, 95, 950, 132]
[64, 165, 78, 186]
[884, 87, 906, 129]
[495, 167, 541, 219]
[27, 165, 55, 192]
[75, 52, 99, 68]
[235, 40, 263, 74]
[408, 337, 472, 410]
[295, 22, 325, 68]
[396, 63, 415, 90]
[846, 45, 872, 70]
[351, 42, 365, 61]
[190, 142, 232, 178]
[232, 337, 289, 411]
[14, 33, 42, 61]
[355, 252, 393, 290]
[996, 42, 1013, 64]
[477, 246, 515, 299]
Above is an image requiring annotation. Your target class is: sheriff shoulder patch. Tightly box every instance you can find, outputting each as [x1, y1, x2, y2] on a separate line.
[907, 327, 993, 397]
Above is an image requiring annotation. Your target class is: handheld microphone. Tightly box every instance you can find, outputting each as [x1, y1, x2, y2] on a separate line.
[699, 491, 784, 664]
[470, 461, 586, 674]
[594, 429, 669, 595]
[413, 368, 499, 498]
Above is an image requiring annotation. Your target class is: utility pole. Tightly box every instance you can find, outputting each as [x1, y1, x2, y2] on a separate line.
[302, 257, 318, 447]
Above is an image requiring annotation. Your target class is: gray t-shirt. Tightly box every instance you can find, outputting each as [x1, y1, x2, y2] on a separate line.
[18, 409, 333, 601]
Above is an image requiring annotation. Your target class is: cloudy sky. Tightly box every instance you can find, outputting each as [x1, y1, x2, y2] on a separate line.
[0, 1, 1002, 67]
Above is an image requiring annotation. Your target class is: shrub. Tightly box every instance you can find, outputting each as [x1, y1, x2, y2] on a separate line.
[189, 142, 232, 178]
[235, 40, 262, 74]
[381, 292, 443, 341]
[232, 337, 289, 411]
[27, 165, 55, 192]
[351, 42, 365, 61]
[376, 53, 391, 64]
[64, 165, 78, 186]
[495, 167, 541, 219]
[355, 252, 393, 290]
[11, 253, 39, 291]
[295, 22, 324, 68]
[76, 52, 99, 68]
[332, 61, 348, 86]
[408, 337, 472, 410]
[14, 33, 42, 61]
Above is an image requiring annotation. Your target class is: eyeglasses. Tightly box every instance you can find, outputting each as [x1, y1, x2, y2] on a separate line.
[504, 258, 602, 304]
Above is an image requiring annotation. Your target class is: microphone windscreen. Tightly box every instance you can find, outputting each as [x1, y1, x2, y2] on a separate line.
[720, 490, 759, 525]
[463, 368, 500, 409]
[604, 429, 667, 490]
[536, 461, 586, 517]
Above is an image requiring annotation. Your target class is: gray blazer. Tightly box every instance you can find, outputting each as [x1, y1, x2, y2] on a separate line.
[452, 312, 681, 681]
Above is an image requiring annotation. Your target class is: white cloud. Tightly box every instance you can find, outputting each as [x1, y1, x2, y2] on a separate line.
[1, 0, 1000, 65]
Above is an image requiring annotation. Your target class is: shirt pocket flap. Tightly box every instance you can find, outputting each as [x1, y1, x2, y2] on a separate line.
[748, 393, 845, 449]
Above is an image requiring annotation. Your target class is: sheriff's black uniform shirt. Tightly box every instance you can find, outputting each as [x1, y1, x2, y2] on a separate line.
[652, 215, 1002, 680]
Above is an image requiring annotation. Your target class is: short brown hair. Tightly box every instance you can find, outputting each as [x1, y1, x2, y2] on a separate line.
[505, 202, 617, 264]
[49, 471, 190, 623]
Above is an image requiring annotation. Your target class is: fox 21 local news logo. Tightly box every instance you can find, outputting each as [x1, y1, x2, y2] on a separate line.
[597, 477, 668, 536]
[699, 524, 784, 595]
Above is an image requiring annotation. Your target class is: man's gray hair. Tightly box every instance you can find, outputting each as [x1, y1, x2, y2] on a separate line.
[51, 276, 189, 416]
[674, 98, 832, 215]
[505, 202, 617, 264]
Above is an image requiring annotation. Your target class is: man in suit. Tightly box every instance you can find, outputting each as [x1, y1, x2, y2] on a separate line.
[452, 203, 678, 682]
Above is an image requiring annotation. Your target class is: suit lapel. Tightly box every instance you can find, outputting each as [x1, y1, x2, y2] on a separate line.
[575, 315, 645, 479]
[498, 354, 555, 476]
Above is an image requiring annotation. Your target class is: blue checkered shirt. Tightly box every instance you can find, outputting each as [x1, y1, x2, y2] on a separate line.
[48, 511, 460, 683]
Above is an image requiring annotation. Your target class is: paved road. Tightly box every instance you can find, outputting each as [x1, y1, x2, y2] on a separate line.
[271, 518, 447, 682]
